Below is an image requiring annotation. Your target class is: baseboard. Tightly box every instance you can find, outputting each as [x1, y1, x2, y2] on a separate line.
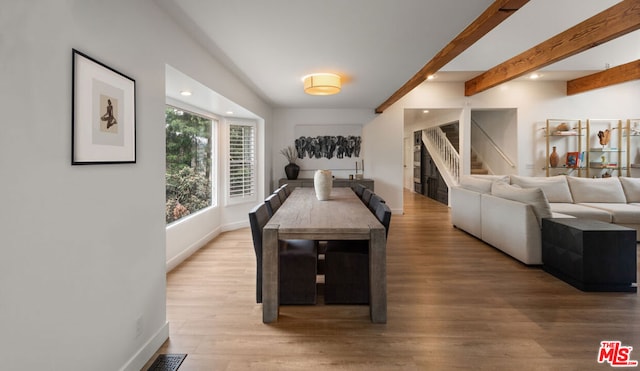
[390, 207, 404, 215]
[166, 226, 222, 272]
[166, 221, 250, 272]
[120, 321, 170, 371]
[222, 219, 249, 232]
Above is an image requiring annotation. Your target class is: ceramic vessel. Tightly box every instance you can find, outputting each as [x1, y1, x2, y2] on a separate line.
[549, 146, 559, 167]
[314, 169, 332, 201]
[284, 163, 299, 180]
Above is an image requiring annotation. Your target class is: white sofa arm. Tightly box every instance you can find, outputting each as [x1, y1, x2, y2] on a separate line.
[450, 186, 482, 239]
[481, 194, 542, 265]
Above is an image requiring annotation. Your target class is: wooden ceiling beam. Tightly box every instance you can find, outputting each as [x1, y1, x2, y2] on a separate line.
[374, 0, 529, 114]
[465, 0, 640, 96]
[566, 59, 640, 95]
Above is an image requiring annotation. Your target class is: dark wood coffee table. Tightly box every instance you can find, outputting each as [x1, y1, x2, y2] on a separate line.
[542, 218, 637, 292]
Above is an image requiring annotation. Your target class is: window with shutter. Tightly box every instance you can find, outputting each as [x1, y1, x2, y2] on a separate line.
[228, 122, 256, 200]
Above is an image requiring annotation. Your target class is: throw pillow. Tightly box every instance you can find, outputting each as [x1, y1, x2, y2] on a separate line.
[491, 181, 552, 226]
[620, 177, 640, 203]
[459, 175, 494, 194]
[566, 176, 626, 203]
[510, 175, 573, 203]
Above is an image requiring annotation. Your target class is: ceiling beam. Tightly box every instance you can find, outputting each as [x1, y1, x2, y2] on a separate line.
[566, 59, 640, 95]
[374, 0, 529, 114]
[465, 0, 640, 96]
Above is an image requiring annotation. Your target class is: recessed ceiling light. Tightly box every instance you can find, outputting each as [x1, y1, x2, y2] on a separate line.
[427, 75, 436, 80]
[529, 73, 541, 80]
[423, 110, 429, 114]
[226, 111, 234, 115]
[180, 90, 192, 96]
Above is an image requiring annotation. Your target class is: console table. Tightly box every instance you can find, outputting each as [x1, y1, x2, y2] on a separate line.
[542, 218, 637, 292]
[279, 178, 374, 191]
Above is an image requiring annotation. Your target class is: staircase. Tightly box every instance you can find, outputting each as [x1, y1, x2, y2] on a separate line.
[471, 153, 489, 174]
[440, 123, 488, 175]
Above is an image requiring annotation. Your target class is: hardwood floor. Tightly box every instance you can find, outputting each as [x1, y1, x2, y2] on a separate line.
[145, 189, 640, 370]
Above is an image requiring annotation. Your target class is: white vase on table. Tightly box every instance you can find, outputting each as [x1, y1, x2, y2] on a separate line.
[314, 169, 332, 201]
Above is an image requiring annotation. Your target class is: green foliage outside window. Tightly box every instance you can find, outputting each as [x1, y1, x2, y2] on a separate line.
[165, 107, 213, 224]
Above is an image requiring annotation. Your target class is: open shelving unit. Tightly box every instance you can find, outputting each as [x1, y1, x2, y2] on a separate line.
[544, 118, 640, 178]
[544, 119, 583, 177]
[626, 119, 640, 177]
[585, 119, 624, 178]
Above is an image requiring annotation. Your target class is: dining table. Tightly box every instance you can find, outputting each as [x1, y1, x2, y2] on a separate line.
[262, 187, 387, 323]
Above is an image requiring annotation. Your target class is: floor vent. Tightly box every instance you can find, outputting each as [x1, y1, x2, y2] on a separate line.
[147, 354, 187, 371]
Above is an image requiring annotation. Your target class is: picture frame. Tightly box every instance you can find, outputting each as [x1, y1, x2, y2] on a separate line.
[72, 49, 136, 164]
[566, 151, 579, 168]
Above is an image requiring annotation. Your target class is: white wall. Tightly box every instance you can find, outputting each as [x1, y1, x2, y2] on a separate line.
[0, 1, 270, 370]
[271, 108, 377, 183]
[354, 80, 640, 213]
[471, 109, 518, 175]
[471, 80, 640, 176]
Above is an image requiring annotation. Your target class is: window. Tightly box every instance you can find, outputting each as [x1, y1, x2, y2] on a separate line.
[228, 121, 256, 201]
[165, 106, 216, 224]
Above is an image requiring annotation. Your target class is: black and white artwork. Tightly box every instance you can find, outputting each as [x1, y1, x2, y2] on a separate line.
[293, 124, 362, 171]
[295, 135, 361, 159]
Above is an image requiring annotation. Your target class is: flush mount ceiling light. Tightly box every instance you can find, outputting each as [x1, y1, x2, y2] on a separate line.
[303, 73, 341, 95]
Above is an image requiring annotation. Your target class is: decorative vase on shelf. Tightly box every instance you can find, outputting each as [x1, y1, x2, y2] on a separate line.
[284, 163, 300, 180]
[549, 146, 559, 168]
[314, 169, 332, 201]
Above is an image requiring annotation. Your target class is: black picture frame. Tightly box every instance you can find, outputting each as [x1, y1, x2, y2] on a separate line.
[72, 49, 136, 165]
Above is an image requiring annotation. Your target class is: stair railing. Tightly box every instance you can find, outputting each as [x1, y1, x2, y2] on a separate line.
[471, 119, 515, 168]
[423, 126, 460, 185]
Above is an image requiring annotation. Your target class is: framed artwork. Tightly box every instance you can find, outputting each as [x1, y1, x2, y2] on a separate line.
[293, 124, 362, 170]
[72, 49, 136, 164]
[566, 151, 579, 168]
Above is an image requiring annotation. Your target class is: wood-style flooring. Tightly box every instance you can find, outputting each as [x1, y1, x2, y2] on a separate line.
[144, 189, 640, 370]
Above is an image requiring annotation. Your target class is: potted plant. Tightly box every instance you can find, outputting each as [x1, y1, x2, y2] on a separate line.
[280, 145, 300, 180]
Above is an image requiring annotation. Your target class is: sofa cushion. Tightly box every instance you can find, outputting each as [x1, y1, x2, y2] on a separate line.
[549, 203, 613, 223]
[491, 181, 552, 225]
[620, 177, 640, 203]
[566, 176, 626, 203]
[459, 175, 494, 194]
[472, 174, 510, 183]
[579, 203, 640, 224]
[510, 175, 573, 203]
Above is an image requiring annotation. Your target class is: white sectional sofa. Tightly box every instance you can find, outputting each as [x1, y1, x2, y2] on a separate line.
[450, 175, 640, 265]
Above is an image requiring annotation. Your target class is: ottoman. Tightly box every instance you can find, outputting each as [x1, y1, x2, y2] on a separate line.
[542, 218, 637, 292]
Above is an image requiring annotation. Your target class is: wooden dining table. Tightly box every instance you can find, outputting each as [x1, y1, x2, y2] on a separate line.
[262, 187, 387, 323]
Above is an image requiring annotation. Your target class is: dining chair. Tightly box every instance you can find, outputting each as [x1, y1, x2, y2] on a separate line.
[280, 183, 290, 196]
[264, 193, 282, 217]
[375, 202, 392, 237]
[354, 183, 366, 198]
[361, 188, 373, 206]
[248, 203, 318, 304]
[368, 194, 385, 214]
[275, 186, 288, 204]
[324, 202, 392, 304]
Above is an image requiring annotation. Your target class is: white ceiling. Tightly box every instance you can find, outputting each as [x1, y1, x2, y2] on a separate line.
[157, 0, 639, 112]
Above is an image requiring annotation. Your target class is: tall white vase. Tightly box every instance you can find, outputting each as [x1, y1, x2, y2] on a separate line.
[314, 169, 332, 201]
